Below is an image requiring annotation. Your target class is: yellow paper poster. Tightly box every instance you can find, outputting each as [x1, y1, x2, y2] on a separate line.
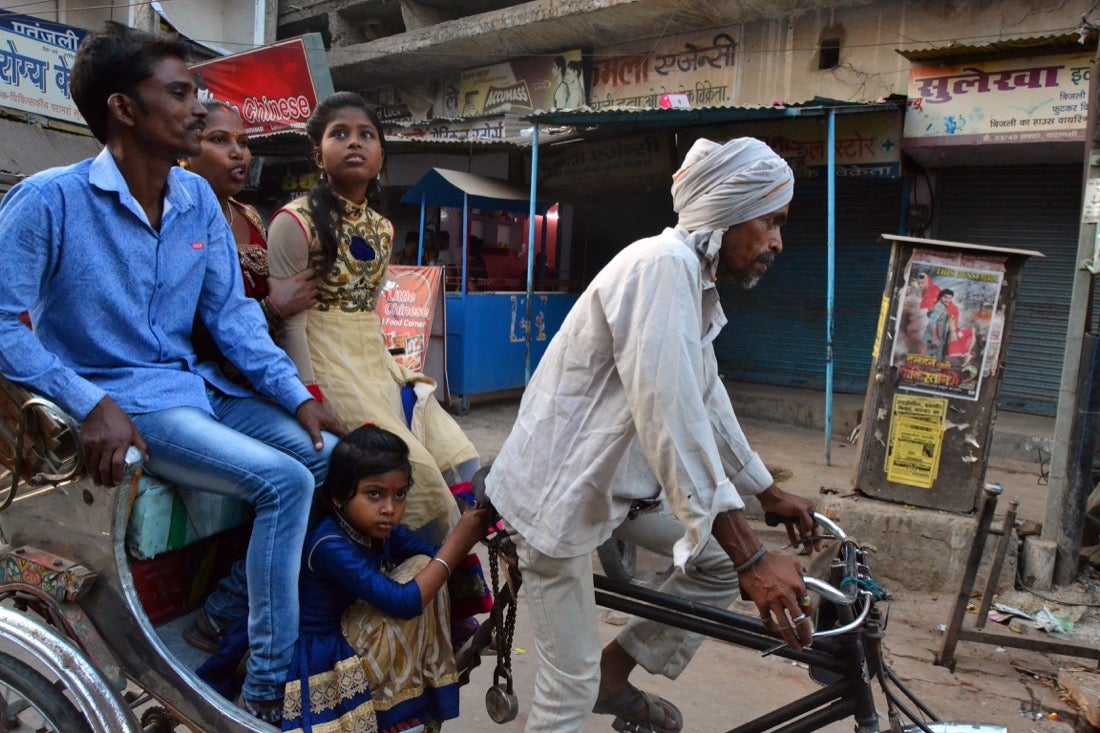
[885, 394, 947, 489]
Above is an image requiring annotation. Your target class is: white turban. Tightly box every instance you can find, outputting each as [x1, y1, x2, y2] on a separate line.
[671, 137, 794, 233]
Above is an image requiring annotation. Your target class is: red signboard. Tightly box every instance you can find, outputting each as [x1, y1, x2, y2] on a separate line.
[190, 36, 330, 139]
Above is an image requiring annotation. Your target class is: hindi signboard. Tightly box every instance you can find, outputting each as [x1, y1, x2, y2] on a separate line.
[903, 52, 1091, 148]
[0, 11, 86, 125]
[190, 34, 333, 139]
[714, 113, 902, 179]
[589, 27, 740, 111]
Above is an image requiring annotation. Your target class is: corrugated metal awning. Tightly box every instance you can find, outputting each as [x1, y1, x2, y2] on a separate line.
[524, 97, 903, 128]
[896, 31, 1096, 63]
[0, 118, 100, 181]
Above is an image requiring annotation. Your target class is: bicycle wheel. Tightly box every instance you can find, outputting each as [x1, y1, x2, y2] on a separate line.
[0, 650, 90, 732]
[596, 538, 637, 583]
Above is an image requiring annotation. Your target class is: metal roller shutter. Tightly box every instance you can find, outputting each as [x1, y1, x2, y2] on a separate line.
[936, 166, 1082, 416]
[714, 176, 902, 393]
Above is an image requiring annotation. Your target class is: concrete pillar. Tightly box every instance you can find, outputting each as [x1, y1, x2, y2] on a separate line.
[1021, 535, 1057, 591]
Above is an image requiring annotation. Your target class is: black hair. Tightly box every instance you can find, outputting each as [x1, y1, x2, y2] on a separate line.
[566, 59, 584, 77]
[939, 289, 955, 299]
[304, 91, 388, 275]
[313, 424, 412, 525]
[70, 20, 192, 143]
[553, 55, 566, 74]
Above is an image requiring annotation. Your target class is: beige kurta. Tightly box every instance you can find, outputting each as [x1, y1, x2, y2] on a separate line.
[268, 194, 477, 532]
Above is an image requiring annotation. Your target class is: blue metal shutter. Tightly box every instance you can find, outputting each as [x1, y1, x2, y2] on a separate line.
[714, 176, 902, 392]
[935, 165, 1082, 416]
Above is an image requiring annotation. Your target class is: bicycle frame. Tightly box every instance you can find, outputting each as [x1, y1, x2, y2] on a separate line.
[459, 515, 943, 733]
[0, 391, 270, 732]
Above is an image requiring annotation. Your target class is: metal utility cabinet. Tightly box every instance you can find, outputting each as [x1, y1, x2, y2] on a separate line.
[853, 234, 1042, 513]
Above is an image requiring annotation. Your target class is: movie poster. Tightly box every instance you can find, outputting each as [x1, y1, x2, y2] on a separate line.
[890, 248, 1006, 401]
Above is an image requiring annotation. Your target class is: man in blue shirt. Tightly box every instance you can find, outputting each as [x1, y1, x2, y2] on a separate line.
[0, 21, 345, 722]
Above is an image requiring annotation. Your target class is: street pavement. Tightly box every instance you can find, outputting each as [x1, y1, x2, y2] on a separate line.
[451, 396, 1093, 733]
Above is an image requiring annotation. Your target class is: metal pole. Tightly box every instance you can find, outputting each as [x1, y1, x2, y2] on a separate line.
[936, 483, 1002, 671]
[525, 125, 540, 383]
[975, 499, 1018, 630]
[1046, 41, 1100, 584]
[825, 108, 836, 466]
[461, 192, 469, 297]
[418, 192, 427, 266]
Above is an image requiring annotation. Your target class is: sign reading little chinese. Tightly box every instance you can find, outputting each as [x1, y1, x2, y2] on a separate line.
[0, 12, 86, 124]
[903, 52, 1091, 148]
[378, 266, 445, 377]
[190, 34, 333, 139]
[589, 27, 739, 111]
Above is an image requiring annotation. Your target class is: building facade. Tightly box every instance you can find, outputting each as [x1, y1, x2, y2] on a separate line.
[0, 0, 1093, 415]
[273, 0, 1094, 416]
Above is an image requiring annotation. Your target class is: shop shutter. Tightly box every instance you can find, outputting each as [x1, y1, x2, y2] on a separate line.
[936, 166, 1082, 416]
[714, 176, 902, 393]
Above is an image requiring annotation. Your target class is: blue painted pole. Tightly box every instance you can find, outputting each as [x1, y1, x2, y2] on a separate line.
[525, 125, 540, 383]
[825, 108, 836, 466]
[461, 192, 469, 298]
[418, 192, 427, 265]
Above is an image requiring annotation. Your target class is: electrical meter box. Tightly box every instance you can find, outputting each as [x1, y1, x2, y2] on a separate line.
[853, 234, 1043, 513]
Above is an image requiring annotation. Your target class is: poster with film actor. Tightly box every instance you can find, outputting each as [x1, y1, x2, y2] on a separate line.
[891, 249, 1005, 401]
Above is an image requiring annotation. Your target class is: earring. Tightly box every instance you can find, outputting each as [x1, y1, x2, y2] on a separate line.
[178, 158, 190, 170]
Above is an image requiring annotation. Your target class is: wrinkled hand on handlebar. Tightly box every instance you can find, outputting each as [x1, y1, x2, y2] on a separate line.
[757, 484, 823, 555]
[81, 396, 148, 486]
[739, 552, 814, 650]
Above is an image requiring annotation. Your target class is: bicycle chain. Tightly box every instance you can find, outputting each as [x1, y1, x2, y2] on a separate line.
[488, 534, 517, 687]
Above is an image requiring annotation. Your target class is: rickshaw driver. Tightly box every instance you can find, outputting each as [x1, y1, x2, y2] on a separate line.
[485, 137, 820, 733]
[0, 21, 346, 724]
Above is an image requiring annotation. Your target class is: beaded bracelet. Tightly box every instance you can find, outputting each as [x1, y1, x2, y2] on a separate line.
[431, 556, 452, 578]
[734, 544, 767, 574]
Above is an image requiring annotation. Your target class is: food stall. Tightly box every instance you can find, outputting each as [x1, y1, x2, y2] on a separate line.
[401, 168, 577, 410]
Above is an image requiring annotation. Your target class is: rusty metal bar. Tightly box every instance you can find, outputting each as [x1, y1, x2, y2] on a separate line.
[975, 499, 1018, 630]
[936, 483, 1002, 671]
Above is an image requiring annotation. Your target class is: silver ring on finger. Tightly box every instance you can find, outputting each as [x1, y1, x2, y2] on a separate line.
[791, 613, 807, 624]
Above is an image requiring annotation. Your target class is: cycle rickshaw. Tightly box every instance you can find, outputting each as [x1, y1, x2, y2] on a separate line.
[0, 376, 960, 732]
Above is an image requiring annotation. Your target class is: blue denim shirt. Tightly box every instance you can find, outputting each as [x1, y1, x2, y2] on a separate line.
[0, 148, 312, 420]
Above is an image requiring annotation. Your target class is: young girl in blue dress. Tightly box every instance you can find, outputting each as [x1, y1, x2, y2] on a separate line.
[282, 424, 491, 733]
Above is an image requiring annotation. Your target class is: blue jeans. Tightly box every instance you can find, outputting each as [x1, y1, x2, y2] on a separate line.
[132, 389, 336, 702]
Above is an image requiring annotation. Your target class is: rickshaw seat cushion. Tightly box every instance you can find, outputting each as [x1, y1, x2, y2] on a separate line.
[126, 474, 248, 560]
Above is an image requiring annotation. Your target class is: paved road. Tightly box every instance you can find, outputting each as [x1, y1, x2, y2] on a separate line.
[452, 398, 1083, 733]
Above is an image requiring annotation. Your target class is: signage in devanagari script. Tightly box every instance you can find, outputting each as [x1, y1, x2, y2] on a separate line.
[0, 12, 86, 124]
[904, 52, 1091, 147]
[589, 28, 740, 111]
[717, 113, 902, 178]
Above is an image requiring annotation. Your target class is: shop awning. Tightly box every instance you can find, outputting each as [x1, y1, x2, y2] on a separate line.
[0, 118, 100, 186]
[522, 96, 904, 464]
[896, 31, 1096, 63]
[525, 96, 903, 128]
[400, 167, 553, 214]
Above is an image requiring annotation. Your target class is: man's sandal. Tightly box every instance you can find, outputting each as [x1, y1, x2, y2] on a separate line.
[592, 684, 684, 733]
